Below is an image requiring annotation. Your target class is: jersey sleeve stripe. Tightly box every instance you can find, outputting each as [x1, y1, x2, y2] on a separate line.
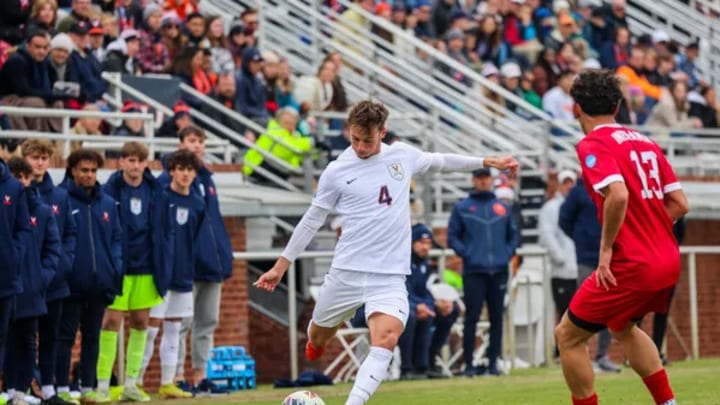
[663, 182, 682, 194]
[592, 174, 625, 193]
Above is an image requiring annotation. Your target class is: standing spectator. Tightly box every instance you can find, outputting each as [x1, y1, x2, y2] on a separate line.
[689, 84, 719, 128]
[22, 139, 77, 405]
[164, 0, 199, 21]
[56, 149, 123, 403]
[4, 157, 61, 405]
[0, 0, 33, 46]
[583, 6, 608, 53]
[676, 40, 702, 90]
[96, 142, 174, 402]
[645, 80, 702, 131]
[448, 168, 519, 376]
[0, 155, 31, 395]
[27, 0, 59, 38]
[161, 13, 186, 60]
[102, 29, 141, 74]
[57, 0, 92, 34]
[558, 177, 621, 373]
[205, 16, 234, 74]
[599, 26, 630, 70]
[538, 169, 577, 359]
[68, 21, 107, 103]
[542, 70, 575, 120]
[161, 127, 233, 396]
[0, 31, 65, 133]
[137, 4, 168, 74]
[184, 12, 207, 48]
[398, 224, 459, 380]
[236, 47, 269, 126]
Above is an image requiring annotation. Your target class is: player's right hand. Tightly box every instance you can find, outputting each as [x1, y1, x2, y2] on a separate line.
[595, 249, 617, 291]
[253, 268, 283, 292]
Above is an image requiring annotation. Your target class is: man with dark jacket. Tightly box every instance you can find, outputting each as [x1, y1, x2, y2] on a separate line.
[158, 126, 233, 395]
[4, 157, 62, 405]
[0, 0, 32, 46]
[448, 168, 519, 377]
[200, 73, 245, 135]
[96, 142, 174, 402]
[235, 47, 269, 127]
[0, 30, 65, 132]
[56, 149, 123, 403]
[57, 0, 92, 34]
[558, 178, 621, 373]
[0, 156, 31, 389]
[68, 21, 107, 103]
[22, 139, 77, 405]
[102, 29, 141, 74]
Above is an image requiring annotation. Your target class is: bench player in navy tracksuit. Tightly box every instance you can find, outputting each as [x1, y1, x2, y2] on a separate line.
[56, 150, 123, 404]
[4, 158, 62, 405]
[21, 139, 78, 405]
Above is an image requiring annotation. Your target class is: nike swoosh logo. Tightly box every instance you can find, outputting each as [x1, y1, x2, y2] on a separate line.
[399, 309, 406, 315]
[72, 209, 79, 215]
[346, 178, 358, 184]
[369, 374, 379, 382]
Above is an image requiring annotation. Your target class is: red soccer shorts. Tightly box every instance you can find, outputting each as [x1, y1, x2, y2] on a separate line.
[568, 272, 674, 333]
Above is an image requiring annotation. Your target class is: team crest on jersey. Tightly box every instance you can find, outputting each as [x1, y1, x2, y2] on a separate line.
[130, 197, 142, 215]
[493, 202, 507, 216]
[176, 207, 189, 225]
[102, 211, 110, 222]
[30, 216, 38, 227]
[585, 154, 597, 168]
[387, 163, 404, 181]
[51, 204, 59, 215]
[3, 195, 11, 206]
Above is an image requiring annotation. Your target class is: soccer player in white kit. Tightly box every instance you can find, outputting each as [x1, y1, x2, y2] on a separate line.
[254, 100, 519, 405]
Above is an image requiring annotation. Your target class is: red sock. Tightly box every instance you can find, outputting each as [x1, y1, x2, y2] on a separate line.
[643, 369, 675, 404]
[305, 340, 325, 361]
[572, 393, 598, 405]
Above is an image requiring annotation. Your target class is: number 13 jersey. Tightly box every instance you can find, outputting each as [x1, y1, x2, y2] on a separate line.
[312, 142, 436, 275]
[576, 124, 682, 290]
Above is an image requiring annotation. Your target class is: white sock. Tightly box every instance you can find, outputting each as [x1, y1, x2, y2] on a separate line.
[139, 325, 160, 381]
[13, 391, 23, 401]
[125, 376, 138, 388]
[57, 386, 70, 394]
[160, 321, 181, 385]
[345, 346, 393, 405]
[97, 380, 110, 393]
[81, 387, 92, 395]
[42, 385, 56, 399]
[661, 400, 677, 405]
[7, 389, 15, 398]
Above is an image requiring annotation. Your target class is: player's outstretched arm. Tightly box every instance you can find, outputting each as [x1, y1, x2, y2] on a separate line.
[664, 189, 690, 222]
[253, 205, 330, 292]
[418, 151, 519, 177]
[483, 156, 520, 177]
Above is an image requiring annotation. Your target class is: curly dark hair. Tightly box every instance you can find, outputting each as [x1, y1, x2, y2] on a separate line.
[167, 149, 201, 172]
[347, 100, 389, 134]
[7, 157, 32, 178]
[67, 149, 104, 170]
[570, 69, 623, 117]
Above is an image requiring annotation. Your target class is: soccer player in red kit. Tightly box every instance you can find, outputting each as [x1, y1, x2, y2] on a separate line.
[555, 70, 689, 405]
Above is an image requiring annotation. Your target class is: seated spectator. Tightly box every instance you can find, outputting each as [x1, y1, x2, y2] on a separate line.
[262, 50, 282, 115]
[88, 20, 107, 62]
[519, 70, 542, 109]
[556, 41, 577, 72]
[0, 0, 32, 46]
[464, 29, 483, 72]
[676, 40, 701, 90]
[227, 21, 252, 70]
[115, 0, 143, 31]
[324, 52, 350, 114]
[480, 63, 506, 115]
[158, 100, 193, 137]
[27, 0, 59, 38]
[505, 1, 543, 65]
[0, 31, 64, 132]
[69, 103, 105, 153]
[616, 46, 662, 101]
[544, 12, 581, 52]
[583, 5, 608, 53]
[236, 47, 268, 126]
[615, 74, 634, 125]
[100, 12, 119, 45]
[184, 12, 208, 49]
[137, 4, 169, 74]
[48, 33, 80, 103]
[240, 8, 260, 35]
[293, 60, 337, 113]
[476, 14, 513, 69]
[603, 0, 629, 37]
[102, 29, 141, 74]
[336, 0, 374, 54]
[433, 0, 459, 40]
[542, 70, 574, 120]
[372, 2, 395, 52]
[438, 29, 471, 86]
[160, 12, 186, 60]
[57, 0, 92, 34]
[164, 0, 200, 21]
[199, 73, 246, 135]
[68, 21, 107, 103]
[413, 1, 435, 39]
[112, 101, 145, 137]
[532, 47, 559, 96]
[169, 45, 213, 107]
[688, 85, 719, 128]
[276, 56, 300, 112]
[242, 107, 312, 182]
[645, 80, 701, 132]
[500, 61, 533, 119]
[205, 15, 234, 74]
[599, 26, 630, 70]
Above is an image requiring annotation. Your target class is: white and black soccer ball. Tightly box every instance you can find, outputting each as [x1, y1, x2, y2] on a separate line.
[282, 390, 326, 405]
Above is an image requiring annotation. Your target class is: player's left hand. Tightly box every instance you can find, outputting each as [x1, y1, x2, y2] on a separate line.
[488, 156, 520, 177]
[596, 249, 617, 290]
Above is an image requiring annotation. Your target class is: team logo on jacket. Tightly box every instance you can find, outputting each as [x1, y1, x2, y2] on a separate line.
[30, 216, 37, 227]
[51, 204, 59, 215]
[102, 211, 110, 222]
[208, 186, 216, 196]
[493, 203, 507, 216]
[3, 195, 10, 206]
[130, 197, 142, 215]
[176, 207, 189, 225]
[387, 163, 404, 181]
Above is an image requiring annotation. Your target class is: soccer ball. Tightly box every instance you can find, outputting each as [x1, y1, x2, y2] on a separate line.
[282, 390, 326, 405]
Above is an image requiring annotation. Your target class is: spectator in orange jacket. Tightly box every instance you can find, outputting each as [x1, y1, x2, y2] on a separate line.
[164, 0, 199, 21]
[616, 46, 662, 101]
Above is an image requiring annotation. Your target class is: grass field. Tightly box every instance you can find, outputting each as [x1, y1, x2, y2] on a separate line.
[186, 358, 720, 405]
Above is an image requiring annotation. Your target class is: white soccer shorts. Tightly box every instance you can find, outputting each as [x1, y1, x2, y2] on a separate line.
[312, 268, 409, 328]
[149, 290, 194, 318]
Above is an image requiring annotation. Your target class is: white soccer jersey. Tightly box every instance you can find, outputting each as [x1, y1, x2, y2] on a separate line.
[312, 142, 443, 275]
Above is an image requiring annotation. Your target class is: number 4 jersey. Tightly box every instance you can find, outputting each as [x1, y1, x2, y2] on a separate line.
[576, 124, 682, 290]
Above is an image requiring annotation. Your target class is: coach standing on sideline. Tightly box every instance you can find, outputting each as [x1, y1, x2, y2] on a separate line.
[448, 168, 520, 377]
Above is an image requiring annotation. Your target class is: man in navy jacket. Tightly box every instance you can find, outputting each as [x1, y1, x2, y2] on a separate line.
[56, 149, 123, 403]
[4, 157, 62, 405]
[448, 168, 519, 376]
[0, 157, 31, 387]
[22, 139, 77, 405]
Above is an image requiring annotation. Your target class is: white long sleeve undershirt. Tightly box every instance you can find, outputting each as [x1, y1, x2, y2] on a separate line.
[280, 205, 330, 262]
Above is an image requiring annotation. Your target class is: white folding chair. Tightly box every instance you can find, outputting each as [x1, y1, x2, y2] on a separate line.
[511, 269, 545, 367]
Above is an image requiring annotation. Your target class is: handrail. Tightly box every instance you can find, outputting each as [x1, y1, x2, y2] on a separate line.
[0, 106, 153, 120]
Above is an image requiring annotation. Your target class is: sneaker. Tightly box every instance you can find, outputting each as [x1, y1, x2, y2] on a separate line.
[55, 393, 78, 405]
[305, 341, 325, 361]
[119, 385, 150, 402]
[158, 384, 192, 400]
[463, 367, 476, 378]
[175, 381, 193, 395]
[596, 356, 622, 373]
[9, 396, 29, 405]
[79, 391, 110, 404]
[427, 366, 447, 379]
[108, 387, 123, 402]
[41, 395, 76, 405]
[194, 379, 229, 397]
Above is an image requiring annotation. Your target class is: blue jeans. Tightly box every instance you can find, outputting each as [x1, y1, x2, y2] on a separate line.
[463, 271, 508, 368]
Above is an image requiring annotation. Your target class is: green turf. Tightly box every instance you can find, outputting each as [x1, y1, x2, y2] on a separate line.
[194, 359, 720, 404]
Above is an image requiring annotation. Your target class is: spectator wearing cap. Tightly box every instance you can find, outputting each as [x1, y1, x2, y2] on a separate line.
[160, 12, 187, 60]
[448, 167, 519, 377]
[538, 169, 577, 358]
[26, 0, 59, 39]
[542, 70, 574, 120]
[616, 46, 662, 101]
[480, 63, 506, 115]
[689, 85, 719, 129]
[235, 46, 269, 126]
[163, 0, 199, 21]
[48, 33, 81, 107]
[397, 223, 459, 380]
[651, 29, 671, 54]
[137, 4, 170, 74]
[67, 20, 107, 103]
[413, 1, 436, 39]
[598, 25, 630, 70]
[372, 2, 395, 51]
[102, 29, 141, 74]
[544, 12, 580, 52]
[438, 28, 471, 86]
[87, 19, 108, 63]
[205, 16, 234, 74]
[432, 0, 459, 40]
[112, 101, 145, 137]
[57, 0, 92, 34]
[0, 0, 33, 46]
[500, 61, 534, 119]
[476, 14, 513, 69]
[158, 100, 193, 137]
[184, 12, 208, 48]
[676, 40, 702, 90]
[646, 80, 702, 134]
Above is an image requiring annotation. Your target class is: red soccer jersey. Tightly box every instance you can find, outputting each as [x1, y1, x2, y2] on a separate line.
[576, 124, 681, 290]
